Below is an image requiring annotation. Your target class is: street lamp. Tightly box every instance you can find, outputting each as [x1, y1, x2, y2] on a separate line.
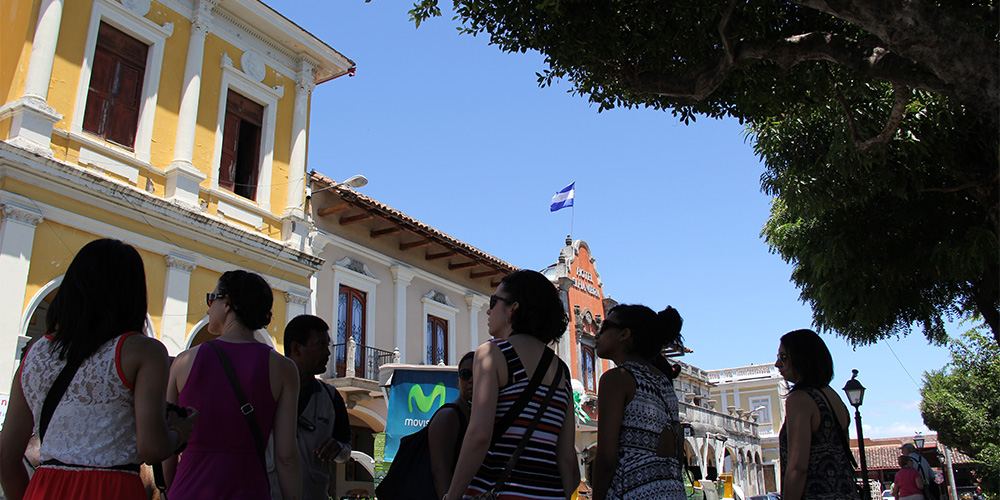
[843, 369, 870, 500]
[914, 432, 925, 450]
[311, 174, 368, 196]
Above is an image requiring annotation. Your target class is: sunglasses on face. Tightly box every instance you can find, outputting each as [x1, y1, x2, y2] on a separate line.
[459, 369, 473, 381]
[206, 292, 226, 306]
[599, 319, 625, 335]
[489, 294, 514, 309]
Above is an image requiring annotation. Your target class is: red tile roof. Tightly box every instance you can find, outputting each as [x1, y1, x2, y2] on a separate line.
[849, 434, 978, 469]
[309, 171, 518, 279]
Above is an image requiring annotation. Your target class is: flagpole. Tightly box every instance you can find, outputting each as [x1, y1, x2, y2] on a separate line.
[570, 204, 575, 241]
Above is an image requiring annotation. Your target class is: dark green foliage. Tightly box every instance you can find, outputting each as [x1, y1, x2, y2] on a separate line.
[403, 0, 1000, 344]
[921, 329, 1000, 496]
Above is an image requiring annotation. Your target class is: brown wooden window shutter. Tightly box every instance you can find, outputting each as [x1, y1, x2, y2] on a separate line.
[82, 22, 148, 149]
[220, 90, 264, 200]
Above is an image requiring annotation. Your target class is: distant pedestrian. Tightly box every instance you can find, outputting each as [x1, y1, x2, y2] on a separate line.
[901, 443, 936, 499]
[167, 270, 301, 499]
[428, 351, 474, 498]
[892, 455, 925, 500]
[590, 304, 686, 500]
[776, 329, 858, 500]
[0, 239, 197, 500]
[445, 270, 579, 500]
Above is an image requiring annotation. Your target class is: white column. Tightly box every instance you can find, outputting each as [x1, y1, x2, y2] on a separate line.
[165, 0, 213, 208]
[23, 0, 64, 102]
[390, 265, 415, 364]
[308, 231, 331, 316]
[0, 204, 43, 390]
[556, 277, 574, 366]
[0, 0, 64, 156]
[284, 290, 309, 325]
[464, 293, 488, 352]
[280, 60, 315, 252]
[161, 255, 196, 356]
[283, 59, 315, 219]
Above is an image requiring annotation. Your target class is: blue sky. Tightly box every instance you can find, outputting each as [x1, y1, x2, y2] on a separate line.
[275, 0, 955, 439]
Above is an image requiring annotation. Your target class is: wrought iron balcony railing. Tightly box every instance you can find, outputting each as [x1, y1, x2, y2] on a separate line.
[331, 339, 398, 381]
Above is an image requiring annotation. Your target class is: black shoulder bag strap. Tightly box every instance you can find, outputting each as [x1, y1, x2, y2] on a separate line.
[206, 340, 268, 477]
[38, 356, 85, 442]
[492, 361, 564, 494]
[490, 346, 554, 443]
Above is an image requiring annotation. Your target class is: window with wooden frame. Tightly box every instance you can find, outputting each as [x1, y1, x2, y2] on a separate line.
[82, 22, 148, 149]
[426, 315, 448, 365]
[220, 90, 263, 201]
[336, 285, 366, 377]
[582, 345, 597, 393]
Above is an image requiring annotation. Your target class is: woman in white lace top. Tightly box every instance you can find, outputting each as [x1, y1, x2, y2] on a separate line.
[0, 239, 197, 500]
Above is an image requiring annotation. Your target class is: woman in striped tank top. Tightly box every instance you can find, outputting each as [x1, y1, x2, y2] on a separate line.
[445, 270, 579, 500]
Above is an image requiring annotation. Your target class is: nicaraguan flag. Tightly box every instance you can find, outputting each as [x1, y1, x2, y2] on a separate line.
[550, 182, 575, 212]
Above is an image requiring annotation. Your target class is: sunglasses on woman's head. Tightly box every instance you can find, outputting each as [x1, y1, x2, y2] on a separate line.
[459, 369, 473, 381]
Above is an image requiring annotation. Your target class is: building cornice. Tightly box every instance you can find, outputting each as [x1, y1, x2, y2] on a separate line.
[0, 142, 322, 275]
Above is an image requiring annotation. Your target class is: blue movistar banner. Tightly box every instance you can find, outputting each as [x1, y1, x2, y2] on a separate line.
[383, 368, 458, 462]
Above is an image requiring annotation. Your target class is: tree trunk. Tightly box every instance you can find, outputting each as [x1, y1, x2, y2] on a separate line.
[973, 275, 1000, 346]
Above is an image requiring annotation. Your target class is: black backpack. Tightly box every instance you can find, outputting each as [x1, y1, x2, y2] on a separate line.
[375, 403, 467, 500]
[913, 457, 941, 500]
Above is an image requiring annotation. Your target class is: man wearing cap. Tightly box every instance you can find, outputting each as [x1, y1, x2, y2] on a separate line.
[902, 443, 934, 499]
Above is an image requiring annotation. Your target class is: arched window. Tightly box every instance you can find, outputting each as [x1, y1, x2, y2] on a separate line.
[336, 285, 366, 377]
[426, 315, 448, 365]
[582, 345, 597, 393]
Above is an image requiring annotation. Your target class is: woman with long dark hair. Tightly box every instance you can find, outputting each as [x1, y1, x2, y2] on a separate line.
[776, 329, 857, 500]
[591, 304, 685, 500]
[166, 270, 301, 500]
[0, 238, 197, 500]
[445, 270, 579, 500]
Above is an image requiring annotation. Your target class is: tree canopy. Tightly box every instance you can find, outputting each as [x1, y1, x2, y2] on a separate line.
[409, 0, 1000, 345]
[921, 329, 999, 496]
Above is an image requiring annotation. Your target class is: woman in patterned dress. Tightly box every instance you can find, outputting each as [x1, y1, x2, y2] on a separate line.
[0, 239, 198, 500]
[591, 304, 686, 500]
[776, 329, 858, 500]
[445, 270, 579, 500]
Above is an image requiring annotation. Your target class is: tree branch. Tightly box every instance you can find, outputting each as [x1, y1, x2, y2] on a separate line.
[854, 86, 908, 152]
[718, 0, 740, 65]
[922, 173, 1000, 194]
[624, 32, 949, 103]
[788, 0, 998, 120]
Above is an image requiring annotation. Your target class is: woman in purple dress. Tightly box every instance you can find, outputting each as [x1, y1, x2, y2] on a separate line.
[166, 270, 301, 500]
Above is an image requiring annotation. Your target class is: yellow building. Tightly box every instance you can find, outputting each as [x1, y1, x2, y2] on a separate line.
[0, 0, 354, 394]
[707, 363, 790, 494]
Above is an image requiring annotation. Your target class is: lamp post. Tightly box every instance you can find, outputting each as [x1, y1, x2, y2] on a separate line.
[914, 432, 925, 450]
[843, 369, 870, 500]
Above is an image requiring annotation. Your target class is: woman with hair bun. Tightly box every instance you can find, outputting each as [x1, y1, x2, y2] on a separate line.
[166, 270, 302, 500]
[591, 304, 685, 500]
